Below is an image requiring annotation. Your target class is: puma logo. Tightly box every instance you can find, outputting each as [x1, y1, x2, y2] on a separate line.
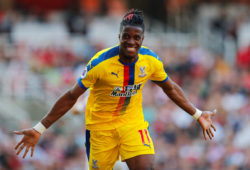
[111, 72, 118, 78]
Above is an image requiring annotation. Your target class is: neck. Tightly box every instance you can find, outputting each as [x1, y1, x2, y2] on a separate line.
[119, 50, 138, 64]
[119, 55, 138, 64]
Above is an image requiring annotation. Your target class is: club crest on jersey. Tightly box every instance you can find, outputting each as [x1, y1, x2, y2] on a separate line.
[81, 67, 88, 79]
[139, 66, 147, 77]
[111, 83, 142, 97]
[92, 159, 99, 169]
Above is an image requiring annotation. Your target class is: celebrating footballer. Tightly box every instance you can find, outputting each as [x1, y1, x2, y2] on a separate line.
[14, 9, 216, 170]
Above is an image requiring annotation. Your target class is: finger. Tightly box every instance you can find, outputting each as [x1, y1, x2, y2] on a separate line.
[15, 140, 23, 150]
[209, 128, 214, 137]
[16, 144, 25, 155]
[211, 109, 217, 116]
[203, 129, 207, 140]
[13, 131, 24, 135]
[23, 145, 30, 158]
[31, 147, 34, 157]
[206, 129, 212, 140]
[211, 124, 216, 132]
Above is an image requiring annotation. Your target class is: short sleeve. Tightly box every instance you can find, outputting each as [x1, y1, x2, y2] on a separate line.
[149, 58, 168, 83]
[78, 63, 98, 90]
[77, 46, 119, 89]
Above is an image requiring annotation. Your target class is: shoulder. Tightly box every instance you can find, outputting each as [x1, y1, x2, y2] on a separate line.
[87, 45, 119, 71]
[139, 46, 162, 63]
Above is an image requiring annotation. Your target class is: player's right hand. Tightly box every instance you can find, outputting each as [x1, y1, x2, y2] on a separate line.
[14, 128, 41, 158]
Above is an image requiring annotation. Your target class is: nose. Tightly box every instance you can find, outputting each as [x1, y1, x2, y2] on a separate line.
[126, 38, 136, 45]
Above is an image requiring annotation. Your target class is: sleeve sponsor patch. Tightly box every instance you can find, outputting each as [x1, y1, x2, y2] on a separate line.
[80, 67, 88, 79]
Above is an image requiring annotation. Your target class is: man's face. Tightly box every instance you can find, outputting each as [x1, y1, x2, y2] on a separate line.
[119, 25, 144, 58]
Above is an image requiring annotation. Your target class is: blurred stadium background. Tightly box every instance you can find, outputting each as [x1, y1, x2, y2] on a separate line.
[0, 0, 250, 169]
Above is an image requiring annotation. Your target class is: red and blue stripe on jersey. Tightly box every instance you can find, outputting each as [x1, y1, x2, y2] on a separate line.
[78, 45, 164, 116]
[114, 60, 136, 116]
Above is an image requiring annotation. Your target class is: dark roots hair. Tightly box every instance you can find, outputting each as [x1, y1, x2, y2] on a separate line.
[120, 9, 145, 32]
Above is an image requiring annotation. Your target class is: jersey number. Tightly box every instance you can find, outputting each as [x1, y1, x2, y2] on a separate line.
[138, 129, 151, 144]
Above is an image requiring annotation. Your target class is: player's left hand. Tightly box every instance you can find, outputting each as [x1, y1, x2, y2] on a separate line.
[198, 109, 217, 140]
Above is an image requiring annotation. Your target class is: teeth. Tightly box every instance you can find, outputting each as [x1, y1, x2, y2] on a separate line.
[127, 47, 135, 52]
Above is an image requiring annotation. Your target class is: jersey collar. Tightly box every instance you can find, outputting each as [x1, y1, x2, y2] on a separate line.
[118, 56, 139, 66]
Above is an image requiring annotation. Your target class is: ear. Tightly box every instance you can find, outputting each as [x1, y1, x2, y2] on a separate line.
[118, 34, 121, 42]
[142, 34, 144, 42]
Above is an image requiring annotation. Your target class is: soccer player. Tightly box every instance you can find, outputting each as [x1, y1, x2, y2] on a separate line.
[14, 9, 216, 170]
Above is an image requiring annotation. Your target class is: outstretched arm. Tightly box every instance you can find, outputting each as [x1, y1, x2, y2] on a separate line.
[14, 83, 86, 158]
[154, 77, 216, 140]
[40, 83, 86, 128]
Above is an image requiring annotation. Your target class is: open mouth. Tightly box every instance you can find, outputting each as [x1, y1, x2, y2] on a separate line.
[126, 47, 137, 53]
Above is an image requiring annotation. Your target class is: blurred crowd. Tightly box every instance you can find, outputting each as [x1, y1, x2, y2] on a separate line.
[1, 0, 250, 170]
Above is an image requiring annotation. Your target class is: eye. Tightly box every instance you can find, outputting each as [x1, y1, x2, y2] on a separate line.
[134, 35, 141, 41]
[122, 34, 129, 39]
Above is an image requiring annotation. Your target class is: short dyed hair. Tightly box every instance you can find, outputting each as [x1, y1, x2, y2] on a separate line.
[120, 9, 145, 33]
